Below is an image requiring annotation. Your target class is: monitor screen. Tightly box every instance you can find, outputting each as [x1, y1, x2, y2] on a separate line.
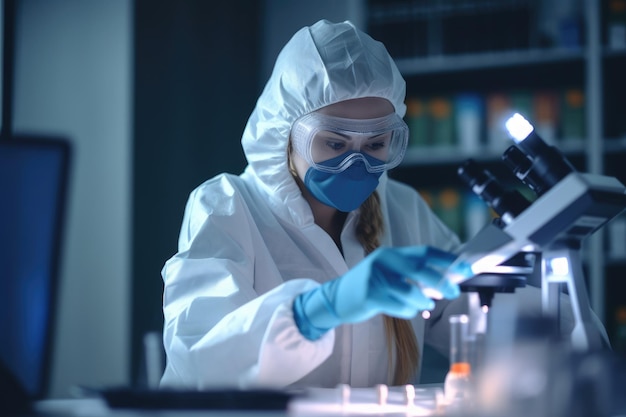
[0, 137, 70, 399]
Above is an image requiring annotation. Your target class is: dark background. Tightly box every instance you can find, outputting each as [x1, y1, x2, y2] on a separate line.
[132, 0, 261, 383]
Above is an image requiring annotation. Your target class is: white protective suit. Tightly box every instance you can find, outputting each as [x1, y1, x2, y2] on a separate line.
[160, 19, 603, 390]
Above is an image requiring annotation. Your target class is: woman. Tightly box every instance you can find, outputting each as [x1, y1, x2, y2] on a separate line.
[159, 19, 600, 390]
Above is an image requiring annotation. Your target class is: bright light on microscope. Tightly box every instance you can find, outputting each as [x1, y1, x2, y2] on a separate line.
[549, 257, 570, 276]
[471, 254, 509, 275]
[505, 113, 534, 143]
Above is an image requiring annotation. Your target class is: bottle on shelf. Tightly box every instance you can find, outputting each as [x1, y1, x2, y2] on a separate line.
[533, 90, 560, 145]
[428, 96, 455, 147]
[607, 0, 626, 50]
[486, 92, 512, 153]
[436, 188, 463, 239]
[560, 87, 585, 142]
[405, 97, 429, 148]
[454, 93, 484, 154]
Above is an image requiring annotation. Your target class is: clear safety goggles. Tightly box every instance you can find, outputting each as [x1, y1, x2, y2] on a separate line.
[291, 112, 409, 173]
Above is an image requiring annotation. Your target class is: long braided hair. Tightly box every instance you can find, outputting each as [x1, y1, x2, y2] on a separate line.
[288, 145, 418, 385]
[357, 192, 419, 385]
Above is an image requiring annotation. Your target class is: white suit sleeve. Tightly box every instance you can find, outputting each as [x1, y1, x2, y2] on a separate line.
[160, 182, 334, 389]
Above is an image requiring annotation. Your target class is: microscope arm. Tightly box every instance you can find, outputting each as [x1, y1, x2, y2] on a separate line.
[447, 171, 626, 351]
[448, 172, 626, 284]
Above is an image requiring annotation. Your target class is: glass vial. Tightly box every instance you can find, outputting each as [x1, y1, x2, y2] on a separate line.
[444, 314, 472, 403]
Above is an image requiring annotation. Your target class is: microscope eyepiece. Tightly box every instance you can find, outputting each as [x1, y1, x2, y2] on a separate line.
[502, 145, 547, 195]
[504, 113, 577, 195]
[458, 159, 531, 224]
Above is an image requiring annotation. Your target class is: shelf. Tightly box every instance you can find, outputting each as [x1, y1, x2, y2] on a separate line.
[402, 145, 496, 166]
[605, 137, 626, 152]
[395, 48, 585, 75]
[606, 256, 626, 266]
[394, 45, 626, 79]
[401, 140, 588, 166]
[370, 0, 624, 325]
[603, 47, 626, 58]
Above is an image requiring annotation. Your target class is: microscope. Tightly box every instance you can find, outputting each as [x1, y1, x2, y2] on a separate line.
[452, 113, 626, 351]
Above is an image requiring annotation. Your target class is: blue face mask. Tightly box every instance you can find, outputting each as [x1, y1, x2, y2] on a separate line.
[303, 153, 384, 212]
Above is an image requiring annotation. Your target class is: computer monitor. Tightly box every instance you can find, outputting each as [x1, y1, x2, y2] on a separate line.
[0, 136, 71, 405]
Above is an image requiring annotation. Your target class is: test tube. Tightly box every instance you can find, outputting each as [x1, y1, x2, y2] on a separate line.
[444, 314, 472, 404]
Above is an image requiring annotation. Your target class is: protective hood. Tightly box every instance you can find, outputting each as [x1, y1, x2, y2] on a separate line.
[241, 19, 407, 222]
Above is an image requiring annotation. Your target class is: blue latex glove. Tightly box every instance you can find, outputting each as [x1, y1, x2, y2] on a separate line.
[293, 246, 472, 340]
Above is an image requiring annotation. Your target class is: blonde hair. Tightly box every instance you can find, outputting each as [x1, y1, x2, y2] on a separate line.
[357, 192, 419, 385]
